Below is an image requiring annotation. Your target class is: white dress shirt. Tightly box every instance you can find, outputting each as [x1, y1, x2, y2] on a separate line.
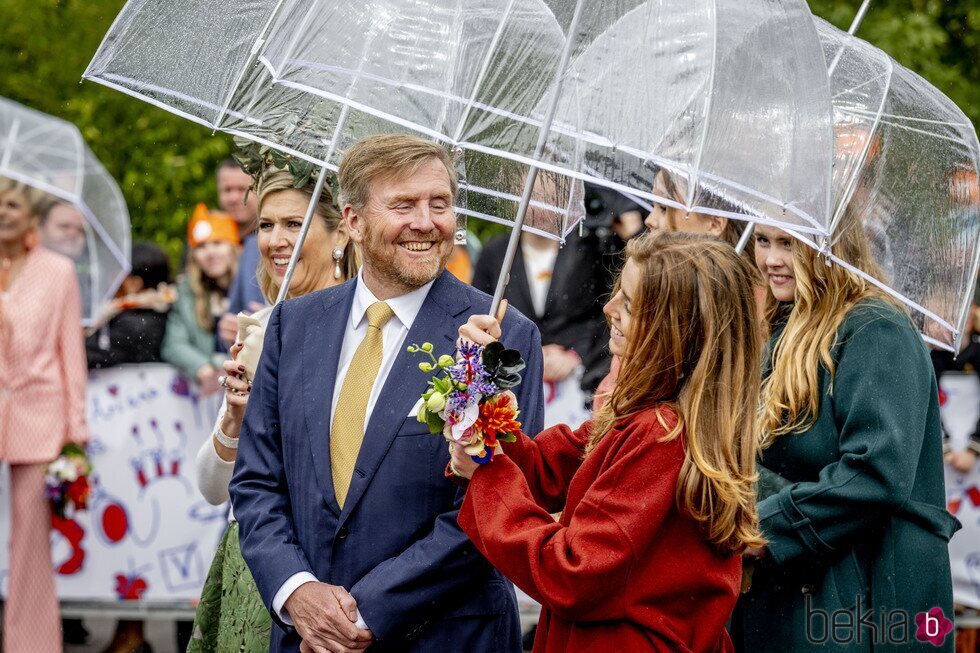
[273, 272, 435, 630]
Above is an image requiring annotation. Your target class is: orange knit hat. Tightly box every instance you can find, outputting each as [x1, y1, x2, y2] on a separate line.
[187, 203, 240, 248]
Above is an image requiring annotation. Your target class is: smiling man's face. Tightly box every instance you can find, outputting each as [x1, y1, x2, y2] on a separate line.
[346, 157, 455, 298]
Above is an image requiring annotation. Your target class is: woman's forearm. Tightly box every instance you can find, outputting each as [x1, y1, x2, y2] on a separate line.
[214, 407, 243, 462]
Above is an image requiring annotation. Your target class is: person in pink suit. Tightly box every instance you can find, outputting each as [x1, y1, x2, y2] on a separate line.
[0, 178, 88, 653]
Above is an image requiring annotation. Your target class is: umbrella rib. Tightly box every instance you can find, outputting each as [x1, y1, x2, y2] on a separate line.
[274, 0, 323, 74]
[459, 140, 827, 234]
[449, 0, 518, 145]
[92, 74, 260, 127]
[831, 70, 889, 100]
[686, 0, 718, 209]
[953, 131, 980, 353]
[489, 0, 587, 314]
[827, 250, 956, 333]
[0, 118, 19, 170]
[212, 0, 287, 128]
[829, 57, 893, 233]
[70, 121, 86, 199]
[864, 117, 970, 145]
[456, 207, 564, 242]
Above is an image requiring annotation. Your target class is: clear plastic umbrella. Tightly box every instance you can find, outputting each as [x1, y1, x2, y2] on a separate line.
[813, 18, 980, 352]
[85, 0, 835, 310]
[0, 97, 131, 326]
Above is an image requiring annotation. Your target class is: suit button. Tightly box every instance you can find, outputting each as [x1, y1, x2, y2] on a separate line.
[337, 526, 350, 540]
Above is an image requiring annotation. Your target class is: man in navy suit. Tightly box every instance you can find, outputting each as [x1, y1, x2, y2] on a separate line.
[230, 134, 544, 652]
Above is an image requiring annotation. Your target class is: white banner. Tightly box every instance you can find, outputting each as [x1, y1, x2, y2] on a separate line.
[940, 372, 980, 609]
[0, 364, 226, 602]
[542, 367, 591, 431]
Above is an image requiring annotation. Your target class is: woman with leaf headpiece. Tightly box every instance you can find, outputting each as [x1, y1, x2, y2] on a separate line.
[188, 154, 359, 653]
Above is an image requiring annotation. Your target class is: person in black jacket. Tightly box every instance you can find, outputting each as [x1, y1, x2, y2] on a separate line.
[472, 221, 632, 396]
[86, 241, 174, 370]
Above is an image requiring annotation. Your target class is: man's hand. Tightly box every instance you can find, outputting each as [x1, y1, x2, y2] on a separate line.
[197, 364, 221, 396]
[945, 449, 978, 474]
[285, 582, 373, 653]
[218, 312, 239, 350]
[542, 344, 579, 382]
[457, 314, 501, 348]
[744, 545, 768, 559]
[611, 209, 644, 240]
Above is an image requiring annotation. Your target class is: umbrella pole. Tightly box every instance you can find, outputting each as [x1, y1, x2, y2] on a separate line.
[274, 103, 351, 305]
[735, 224, 754, 254]
[735, 0, 873, 256]
[490, 0, 585, 316]
[274, 165, 330, 304]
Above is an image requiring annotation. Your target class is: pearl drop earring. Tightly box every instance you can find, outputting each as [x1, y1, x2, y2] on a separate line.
[332, 247, 344, 280]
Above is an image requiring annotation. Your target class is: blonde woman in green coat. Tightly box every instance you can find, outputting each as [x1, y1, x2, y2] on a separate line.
[732, 219, 960, 653]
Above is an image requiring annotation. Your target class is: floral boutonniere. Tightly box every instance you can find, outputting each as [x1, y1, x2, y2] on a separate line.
[408, 341, 525, 463]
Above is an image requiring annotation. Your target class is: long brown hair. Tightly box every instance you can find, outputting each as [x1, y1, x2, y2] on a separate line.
[186, 250, 236, 332]
[758, 211, 900, 443]
[592, 231, 765, 555]
[254, 169, 359, 301]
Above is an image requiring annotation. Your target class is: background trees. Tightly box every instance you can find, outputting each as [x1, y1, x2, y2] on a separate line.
[1, 0, 977, 262]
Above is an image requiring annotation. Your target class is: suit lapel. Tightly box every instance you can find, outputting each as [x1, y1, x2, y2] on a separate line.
[543, 238, 573, 317]
[302, 284, 356, 516]
[338, 272, 469, 524]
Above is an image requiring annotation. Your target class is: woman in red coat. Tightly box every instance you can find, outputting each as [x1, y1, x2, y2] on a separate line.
[452, 231, 765, 652]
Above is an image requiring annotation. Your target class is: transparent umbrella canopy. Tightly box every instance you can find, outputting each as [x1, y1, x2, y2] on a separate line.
[814, 18, 980, 351]
[85, 0, 835, 308]
[84, 0, 580, 238]
[0, 97, 131, 326]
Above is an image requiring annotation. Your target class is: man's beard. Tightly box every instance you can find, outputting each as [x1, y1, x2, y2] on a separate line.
[362, 229, 452, 291]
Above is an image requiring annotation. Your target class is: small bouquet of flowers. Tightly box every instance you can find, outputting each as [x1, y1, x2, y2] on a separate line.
[409, 340, 525, 463]
[45, 443, 93, 520]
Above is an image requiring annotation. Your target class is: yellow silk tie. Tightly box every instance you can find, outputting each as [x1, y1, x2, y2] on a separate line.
[331, 301, 395, 508]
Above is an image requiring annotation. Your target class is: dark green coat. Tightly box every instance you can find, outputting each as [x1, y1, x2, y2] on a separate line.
[732, 299, 960, 652]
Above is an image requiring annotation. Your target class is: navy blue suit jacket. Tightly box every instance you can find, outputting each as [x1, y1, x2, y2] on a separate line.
[230, 271, 544, 652]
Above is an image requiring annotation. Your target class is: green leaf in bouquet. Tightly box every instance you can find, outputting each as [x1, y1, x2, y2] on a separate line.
[433, 377, 452, 395]
[61, 443, 86, 457]
[498, 432, 517, 443]
[424, 408, 445, 434]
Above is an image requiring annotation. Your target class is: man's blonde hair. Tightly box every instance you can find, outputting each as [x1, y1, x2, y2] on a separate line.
[337, 135, 457, 209]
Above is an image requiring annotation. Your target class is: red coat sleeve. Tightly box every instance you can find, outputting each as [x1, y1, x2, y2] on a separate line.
[500, 422, 589, 513]
[458, 416, 684, 622]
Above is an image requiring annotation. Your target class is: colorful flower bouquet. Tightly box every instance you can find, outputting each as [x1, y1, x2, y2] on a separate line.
[409, 341, 525, 463]
[45, 443, 92, 519]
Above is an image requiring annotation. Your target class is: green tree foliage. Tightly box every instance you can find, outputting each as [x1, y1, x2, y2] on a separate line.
[0, 0, 233, 266]
[810, 0, 980, 128]
[0, 0, 977, 260]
